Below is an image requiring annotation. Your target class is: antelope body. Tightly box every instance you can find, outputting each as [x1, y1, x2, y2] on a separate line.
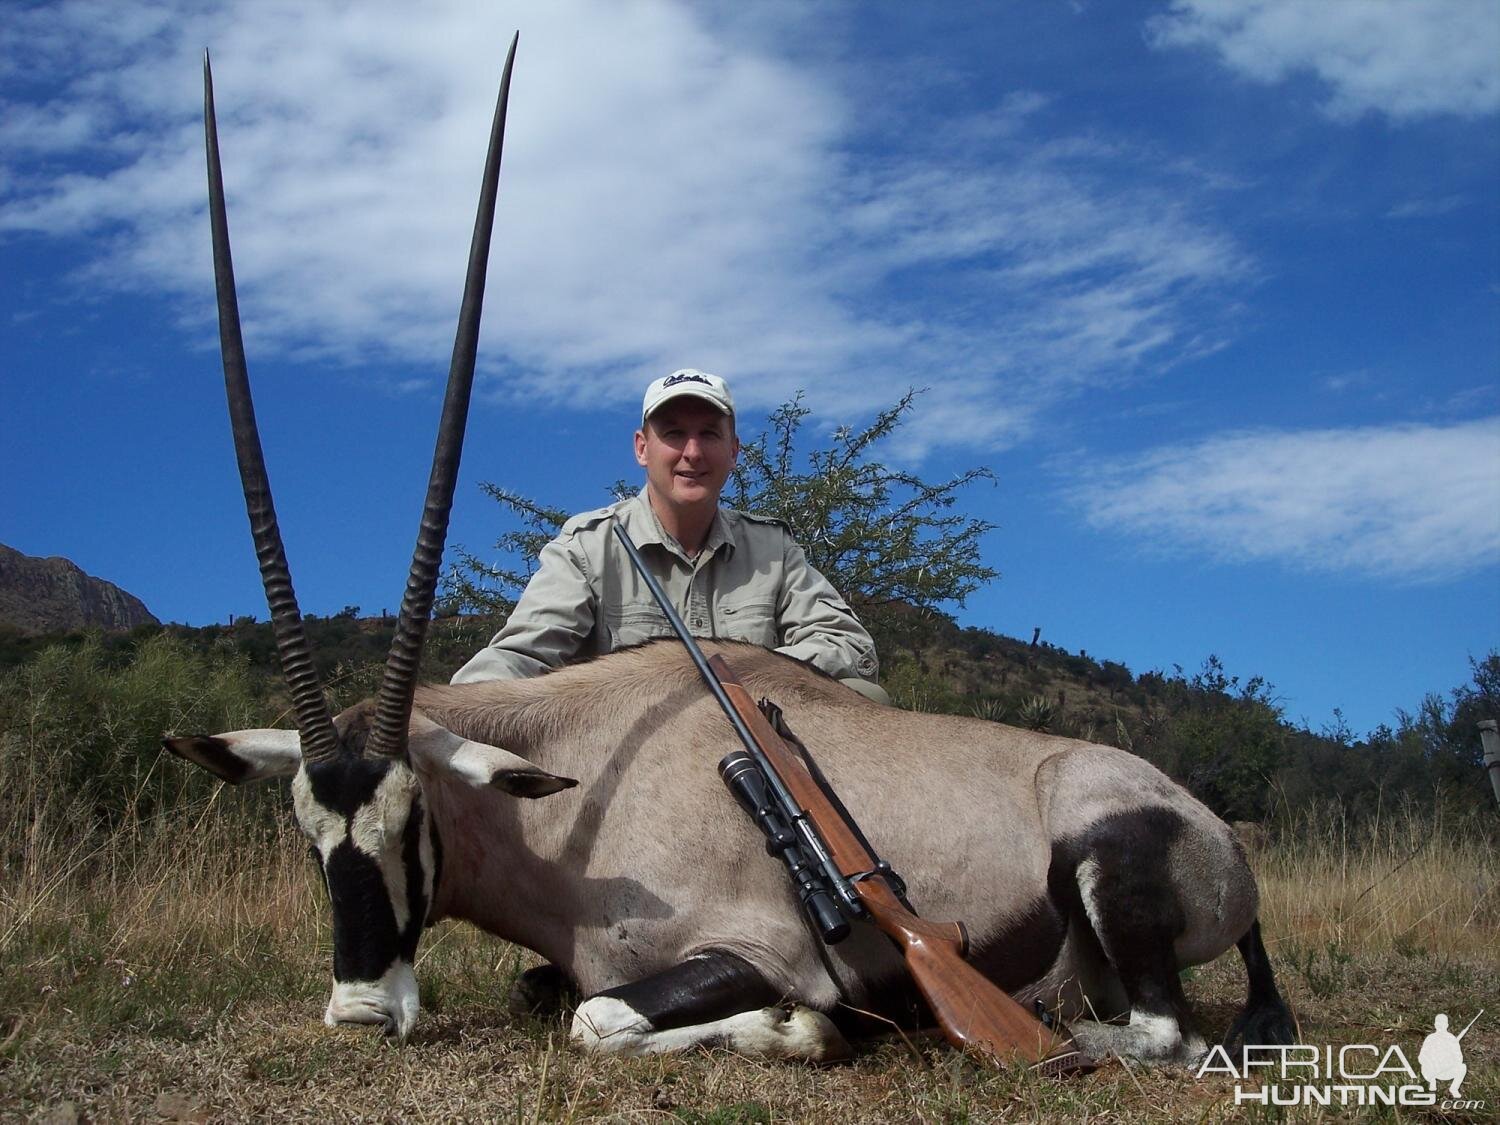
[175, 640, 1294, 1062]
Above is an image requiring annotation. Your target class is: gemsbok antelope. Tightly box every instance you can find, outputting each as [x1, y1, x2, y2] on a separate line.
[168, 38, 1296, 1065]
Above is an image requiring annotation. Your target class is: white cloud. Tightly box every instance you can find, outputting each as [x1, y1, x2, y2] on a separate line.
[1073, 418, 1500, 581]
[1, 0, 1247, 452]
[1148, 0, 1500, 122]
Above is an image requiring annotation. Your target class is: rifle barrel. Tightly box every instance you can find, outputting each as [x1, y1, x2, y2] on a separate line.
[611, 524, 859, 914]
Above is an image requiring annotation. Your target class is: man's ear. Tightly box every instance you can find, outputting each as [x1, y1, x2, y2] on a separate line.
[634, 428, 649, 467]
[164, 729, 302, 783]
[407, 712, 578, 798]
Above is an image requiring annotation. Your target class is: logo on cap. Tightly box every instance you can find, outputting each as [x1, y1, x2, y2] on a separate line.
[643, 368, 734, 424]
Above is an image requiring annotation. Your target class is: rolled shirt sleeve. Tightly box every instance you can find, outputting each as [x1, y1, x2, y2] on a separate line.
[449, 532, 596, 683]
[773, 538, 880, 683]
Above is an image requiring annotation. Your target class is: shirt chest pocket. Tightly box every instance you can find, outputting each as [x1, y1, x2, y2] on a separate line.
[718, 598, 778, 647]
[605, 605, 677, 650]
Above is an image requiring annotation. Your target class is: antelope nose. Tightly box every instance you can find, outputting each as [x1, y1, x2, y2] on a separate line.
[328, 1000, 389, 1028]
[325, 962, 420, 1040]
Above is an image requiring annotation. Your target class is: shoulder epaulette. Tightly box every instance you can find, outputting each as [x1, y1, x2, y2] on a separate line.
[728, 508, 791, 531]
[560, 502, 623, 535]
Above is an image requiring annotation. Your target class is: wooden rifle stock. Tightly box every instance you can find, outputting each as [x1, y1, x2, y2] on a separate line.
[708, 656, 1092, 1074]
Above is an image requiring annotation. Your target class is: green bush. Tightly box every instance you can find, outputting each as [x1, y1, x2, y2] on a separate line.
[0, 632, 280, 839]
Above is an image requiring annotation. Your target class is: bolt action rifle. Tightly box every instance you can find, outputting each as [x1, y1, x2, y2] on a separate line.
[613, 524, 1093, 1075]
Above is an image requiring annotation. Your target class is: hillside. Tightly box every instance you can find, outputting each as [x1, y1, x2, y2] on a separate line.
[1, 606, 1492, 828]
[0, 543, 158, 635]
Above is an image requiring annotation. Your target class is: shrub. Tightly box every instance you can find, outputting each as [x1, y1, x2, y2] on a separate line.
[0, 632, 280, 843]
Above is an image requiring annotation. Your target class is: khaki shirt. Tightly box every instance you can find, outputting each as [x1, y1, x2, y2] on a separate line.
[450, 490, 879, 685]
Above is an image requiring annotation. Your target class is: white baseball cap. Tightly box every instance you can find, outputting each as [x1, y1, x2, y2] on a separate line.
[641, 369, 734, 425]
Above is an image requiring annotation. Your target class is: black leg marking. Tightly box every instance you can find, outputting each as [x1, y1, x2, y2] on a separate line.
[509, 963, 579, 1017]
[1224, 920, 1296, 1049]
[592, 951, 781, 1032]
[1054, 809, 1198, 1033]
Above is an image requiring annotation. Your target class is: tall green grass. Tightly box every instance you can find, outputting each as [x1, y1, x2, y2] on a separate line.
[0, 633, 273, 829]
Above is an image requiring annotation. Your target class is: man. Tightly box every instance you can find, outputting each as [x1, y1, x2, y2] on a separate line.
[452, 368, 888, 704]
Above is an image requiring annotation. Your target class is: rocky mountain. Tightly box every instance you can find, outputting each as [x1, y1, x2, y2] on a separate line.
[0, 544, 159, 634]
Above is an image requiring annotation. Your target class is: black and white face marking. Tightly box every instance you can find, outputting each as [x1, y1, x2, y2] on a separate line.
[293, 749, 437, 1040]
[165, 709, 576, 1041]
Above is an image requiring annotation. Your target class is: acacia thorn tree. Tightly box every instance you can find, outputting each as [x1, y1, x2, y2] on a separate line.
[442, 390, 999, 651]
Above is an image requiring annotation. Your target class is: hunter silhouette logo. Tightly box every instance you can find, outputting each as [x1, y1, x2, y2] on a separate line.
[1419, 1011, 1480, 1097]
[1198, 1009, 1485, 1109]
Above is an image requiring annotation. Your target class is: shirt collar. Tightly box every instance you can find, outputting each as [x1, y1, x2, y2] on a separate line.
[625, 488, 734, 562]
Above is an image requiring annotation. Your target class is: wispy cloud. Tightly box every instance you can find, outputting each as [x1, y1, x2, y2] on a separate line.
[1318, 370, 1373, 395]
[1385, 195, 1468, 220]
[1072, 418, 1500, 582]
[1148, 0, 1500, 122]
[0, 0, 1249, 454]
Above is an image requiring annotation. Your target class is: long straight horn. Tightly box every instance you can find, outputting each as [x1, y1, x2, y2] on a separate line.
[203, 53, 339, 761]
[366, 33, 519, 759]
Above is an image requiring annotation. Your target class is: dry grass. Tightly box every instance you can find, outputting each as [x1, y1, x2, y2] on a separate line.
[1258, 802, 1498, 957]
[2, 779, 1497, 1122]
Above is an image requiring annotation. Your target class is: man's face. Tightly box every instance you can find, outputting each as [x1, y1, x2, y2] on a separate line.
[635, 399, 740, 516]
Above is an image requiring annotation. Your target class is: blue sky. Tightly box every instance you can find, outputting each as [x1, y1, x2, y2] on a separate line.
[2, 0, 1497, 737]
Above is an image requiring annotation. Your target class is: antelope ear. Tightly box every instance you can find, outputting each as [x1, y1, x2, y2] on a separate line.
[164, 729, 303, 783]
[408, 712, 578, 799]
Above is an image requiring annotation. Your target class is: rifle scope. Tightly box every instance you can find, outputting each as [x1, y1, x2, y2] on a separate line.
[719, 750, 851, 945]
